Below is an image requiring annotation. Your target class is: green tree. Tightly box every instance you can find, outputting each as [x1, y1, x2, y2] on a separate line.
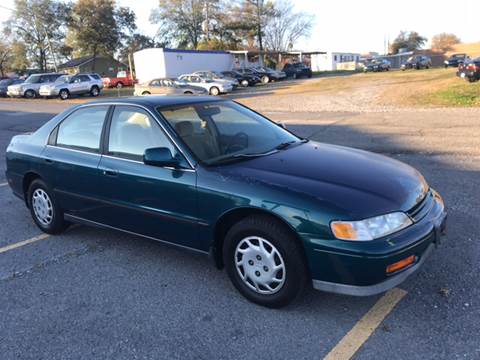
[0, 41, 12, 76]
[431, 33, 461, 52]
[150, 0, 215, 49]
[390, 31, 427, 54]
[11, 41, 29, 71]
[118, 34, 167, 64]
[4, 0, 70, 71]
[228, 0, 275, 50]
[68, 0, 136, 62]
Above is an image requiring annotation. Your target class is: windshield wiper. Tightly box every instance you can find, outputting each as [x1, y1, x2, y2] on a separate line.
[275, 139, 308, 150]
[208, 150, 278, 165]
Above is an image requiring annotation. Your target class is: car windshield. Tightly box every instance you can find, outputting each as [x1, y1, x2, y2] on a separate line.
[24, 75, 42, 84]
[159, 101, 301, 165]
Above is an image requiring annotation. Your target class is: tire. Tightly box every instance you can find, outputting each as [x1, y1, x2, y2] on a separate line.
[90, 86, 100, 97]
[261, 75, 270, 84]
[223, 215, 308, 308]
[184, 91, 193, 95]
[116, 82, 124, 89]
[142, 91, 151, 95]
[27, 179, 68, 234]
[210, 86, 220, 96]
[59, 89, 69, 100]
[241, 79, 249, 87]
[24, 89, 36, 99]
[292, 73, 297, 79]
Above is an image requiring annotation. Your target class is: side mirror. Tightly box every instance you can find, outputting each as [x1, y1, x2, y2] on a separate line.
[143, 147, 179, 168]
[277, 122, 287, 129]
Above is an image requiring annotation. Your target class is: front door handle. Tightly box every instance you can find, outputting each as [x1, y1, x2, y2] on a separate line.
[44, 158, 54, 164]
[102, 168, 119, 177]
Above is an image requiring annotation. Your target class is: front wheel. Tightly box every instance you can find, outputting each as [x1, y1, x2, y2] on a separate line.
[210, 86, 220, 96]
[261, 75, 270, 84]
[24, 89, 36, 98]
[59, 89, 69, 100]
[241, 79, 249, 87]
[223, 215, 308, 308]
[28, 179, 68, 234]
[116, 82, 123, 89]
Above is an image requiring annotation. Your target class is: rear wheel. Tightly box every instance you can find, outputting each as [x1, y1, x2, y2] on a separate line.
[27, 179, 68, 234]
[142, 91, 151, 95]
[90, 86, 100, 97]
[261, 75, 270, 84]
[210, 86, 220, 96]
[116, 82, 124, 89]
[184, 91, 193, 95]
[223, 215, 308, 308]
[241, 79, 249, 87]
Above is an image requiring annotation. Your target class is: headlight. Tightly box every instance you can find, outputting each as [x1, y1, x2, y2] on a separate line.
[330, 212, 412, 241]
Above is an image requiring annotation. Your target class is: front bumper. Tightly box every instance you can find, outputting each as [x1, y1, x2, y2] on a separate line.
[7, 89, 23, 97]
[39, 88, 59, 96]
[306, 190, 447, 296]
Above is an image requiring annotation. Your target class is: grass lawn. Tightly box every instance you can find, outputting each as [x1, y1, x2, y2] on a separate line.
[274, 68, 480, 108]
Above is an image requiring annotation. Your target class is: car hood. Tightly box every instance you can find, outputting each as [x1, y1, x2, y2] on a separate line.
[8, 84, 23, 91]
[219, 141, 429, 219]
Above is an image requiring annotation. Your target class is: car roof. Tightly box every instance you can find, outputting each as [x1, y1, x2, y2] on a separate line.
[83, 96, 225, 109]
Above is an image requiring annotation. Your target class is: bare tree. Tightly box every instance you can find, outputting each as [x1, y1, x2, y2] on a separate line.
[431, 33, 461, 52]
[264, 0, 314, 52]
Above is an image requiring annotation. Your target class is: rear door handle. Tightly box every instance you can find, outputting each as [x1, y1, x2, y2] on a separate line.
[44, 158, 54, 164]
[102, 168, 119, 177]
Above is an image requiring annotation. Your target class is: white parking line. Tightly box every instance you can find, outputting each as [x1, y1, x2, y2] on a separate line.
[0, 182, 8, 187]
[0, 233, 50, 254]
[324, 288, 407, 360]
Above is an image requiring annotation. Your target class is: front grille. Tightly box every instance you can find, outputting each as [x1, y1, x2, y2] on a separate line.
[407, 191, 434, 222]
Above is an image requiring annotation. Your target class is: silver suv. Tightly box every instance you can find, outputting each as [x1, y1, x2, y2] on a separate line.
[39, 73, 103, 100]
[7, 73, 64, 98]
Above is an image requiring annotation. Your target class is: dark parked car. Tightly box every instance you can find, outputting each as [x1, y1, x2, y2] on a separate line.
[5, 96, 447, 308]
[363, 59, 391, 72]
[401, 55, 432, 70]
[236, 67, 286, 84]
[221, 70, 260, 87]
[0, 78, 24, 97]
[282, 63, 313, 79]
[444, 53, 470, 68]
[462, 57, 480, 82]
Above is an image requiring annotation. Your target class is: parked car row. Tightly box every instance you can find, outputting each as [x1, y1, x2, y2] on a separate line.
[134, 64, 312, 97]
[2, 63, 313, 100]
[1, 72, 104, 100]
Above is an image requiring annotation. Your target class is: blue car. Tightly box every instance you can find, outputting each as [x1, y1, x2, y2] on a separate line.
[5, 96, 447, 307]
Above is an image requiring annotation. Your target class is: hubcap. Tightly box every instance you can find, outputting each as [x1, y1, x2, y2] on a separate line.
[235, 236, 286, 295]
[32, 189, 53, 226]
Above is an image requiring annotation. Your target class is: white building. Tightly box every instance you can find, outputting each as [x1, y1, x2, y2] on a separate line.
[311, 52, 361, 71]
[133, 48, 235, 84]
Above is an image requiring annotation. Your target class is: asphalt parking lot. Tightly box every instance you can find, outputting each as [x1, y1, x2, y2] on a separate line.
[0, 99, 479, 360]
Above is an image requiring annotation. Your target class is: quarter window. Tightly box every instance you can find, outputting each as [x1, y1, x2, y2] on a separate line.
[108, 106, 177, 161]
[56, 106, 108, 152]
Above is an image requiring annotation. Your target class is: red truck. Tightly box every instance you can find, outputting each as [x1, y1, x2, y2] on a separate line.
[102, 71, 136, 88]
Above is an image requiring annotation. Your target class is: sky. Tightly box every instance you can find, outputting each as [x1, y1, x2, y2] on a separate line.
[1, 0, 479, 54]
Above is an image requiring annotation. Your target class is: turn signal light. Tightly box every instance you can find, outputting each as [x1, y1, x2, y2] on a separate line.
[386, 255, 416, 274]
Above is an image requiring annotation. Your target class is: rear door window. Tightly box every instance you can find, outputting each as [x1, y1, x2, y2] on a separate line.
[55, 106, 109, 153]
